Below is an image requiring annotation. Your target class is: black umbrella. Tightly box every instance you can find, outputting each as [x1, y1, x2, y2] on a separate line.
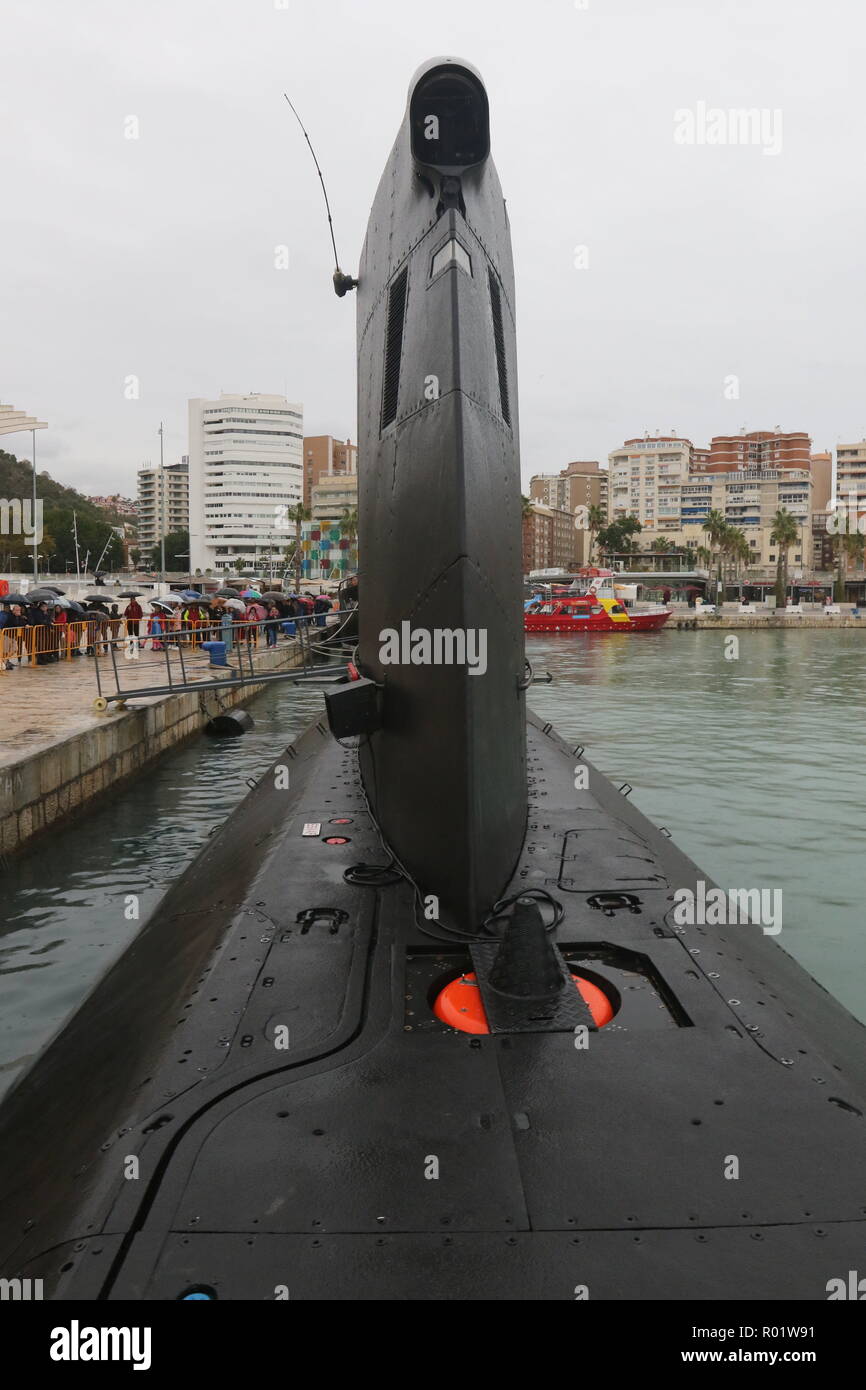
[261, 592, 288, 603]
[25, 590, 60, 603]
[39, 585, 66, 595]
[1, 593, 29, 605]
[84, 595, 112, 603]
[117, 591, 143, 599]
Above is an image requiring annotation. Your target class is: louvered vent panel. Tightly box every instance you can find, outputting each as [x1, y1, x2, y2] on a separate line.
[488, 268, 511, 426]
[381, 266, 409, 431]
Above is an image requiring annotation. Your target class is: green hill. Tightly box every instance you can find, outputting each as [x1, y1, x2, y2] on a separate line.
[0, 448, 129, 573]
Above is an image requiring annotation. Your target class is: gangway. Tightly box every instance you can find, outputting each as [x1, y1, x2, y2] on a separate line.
[90, 614, 354, 711]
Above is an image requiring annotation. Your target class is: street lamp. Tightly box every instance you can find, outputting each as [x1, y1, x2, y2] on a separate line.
[157, 421, 166, 591]
[0, 405, 48, 584]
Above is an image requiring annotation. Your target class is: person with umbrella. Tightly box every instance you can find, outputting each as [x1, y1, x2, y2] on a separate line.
[0, 605, 10, 672]
[216, 595, 244, 651]
[123, 596, 143, 637]
[25, 599, 55, 665]
[64, 602, 87, 658]
[264, 601, 282, 647]
[313, 590, 332, 628]
[1, 602, 27, 670]
[147, 602, 165, 651]
[52, 598, 70, 658]
[243, 595, 266, 646]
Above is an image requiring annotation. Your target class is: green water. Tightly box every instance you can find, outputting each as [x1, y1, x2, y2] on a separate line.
[1, 628, 864, 1099]
[528, 627, 866, 1025]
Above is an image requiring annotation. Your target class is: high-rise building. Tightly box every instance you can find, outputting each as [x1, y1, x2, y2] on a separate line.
[608, 436, 695, 531]
[529, 461, 607, 566]
[136, 461, 189, 558]
[810, 451, 833, 512]
[522, 505, 553, 574]
[188, 393, 303, 573]
[303, 436, 358, 507]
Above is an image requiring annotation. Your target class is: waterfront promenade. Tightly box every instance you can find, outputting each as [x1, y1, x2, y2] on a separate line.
[0, 637, 308, 856]
[1, 646, 222, 765]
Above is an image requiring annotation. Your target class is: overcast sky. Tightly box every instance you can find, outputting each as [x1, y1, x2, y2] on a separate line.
[2, 0, 865, 497]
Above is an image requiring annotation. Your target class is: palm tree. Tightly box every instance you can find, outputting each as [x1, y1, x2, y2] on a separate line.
[732, 530, 752, 580]
[702, 510, 727, 600]
[770, 508, 800, 608]
[521, 494, 535, 522]
[340, 506, 359, 570]
[834, 531, 865, 602]
[586, 503, 606, 562]
[287, 502, 312, 590]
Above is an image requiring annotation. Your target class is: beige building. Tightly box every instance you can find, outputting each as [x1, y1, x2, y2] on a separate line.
[677, 469, 811, 568]
[311, 473, 358, 526]
[835, 441, 866, 518]
[809, 451, 833, 514]
[303, 436, 358, 507]
[530, 461, 607, 566]
[522, 503, 580, 574]
[530, 460, 607, 514]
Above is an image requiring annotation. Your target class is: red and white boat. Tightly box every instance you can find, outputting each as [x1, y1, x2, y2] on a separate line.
[524, 569, 671, 634]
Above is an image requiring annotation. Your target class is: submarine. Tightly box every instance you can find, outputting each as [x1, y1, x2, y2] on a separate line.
[1, 59, 865, 1302]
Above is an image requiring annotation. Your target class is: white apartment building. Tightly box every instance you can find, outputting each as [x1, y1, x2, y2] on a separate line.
[137, 460, 189, 555]
[188, 393, 303, 573]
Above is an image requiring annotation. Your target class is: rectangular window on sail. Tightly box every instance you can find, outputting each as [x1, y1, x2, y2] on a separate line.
[381, 266, 409, 432]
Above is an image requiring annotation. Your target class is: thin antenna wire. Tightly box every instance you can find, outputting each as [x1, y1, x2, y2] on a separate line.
[283, 92, 341, 271]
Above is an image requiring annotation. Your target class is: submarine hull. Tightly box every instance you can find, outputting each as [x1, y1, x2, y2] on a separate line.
[2, 713, 865, 1299]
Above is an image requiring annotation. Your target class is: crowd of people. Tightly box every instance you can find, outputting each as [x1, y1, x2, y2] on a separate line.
[0, 584, 345, 672]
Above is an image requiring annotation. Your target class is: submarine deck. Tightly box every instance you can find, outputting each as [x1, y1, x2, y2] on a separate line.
[4, 712, 866, 1300]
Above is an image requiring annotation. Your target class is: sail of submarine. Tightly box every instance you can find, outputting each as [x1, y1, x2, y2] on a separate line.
[353, 57, 527, 930]
[0, 58, 865, 1303]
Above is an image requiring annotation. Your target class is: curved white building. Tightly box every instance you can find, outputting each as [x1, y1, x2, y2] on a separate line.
[188, 393, 303, 573]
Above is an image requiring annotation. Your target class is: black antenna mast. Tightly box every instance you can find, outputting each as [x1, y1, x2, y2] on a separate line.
[283, 93, 357, 298]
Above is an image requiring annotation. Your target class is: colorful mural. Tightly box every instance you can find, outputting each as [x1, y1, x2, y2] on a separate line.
[295, 523, 358, 580]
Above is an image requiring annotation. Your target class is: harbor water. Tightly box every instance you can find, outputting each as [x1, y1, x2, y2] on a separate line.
[1, 628, 864, 1098]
